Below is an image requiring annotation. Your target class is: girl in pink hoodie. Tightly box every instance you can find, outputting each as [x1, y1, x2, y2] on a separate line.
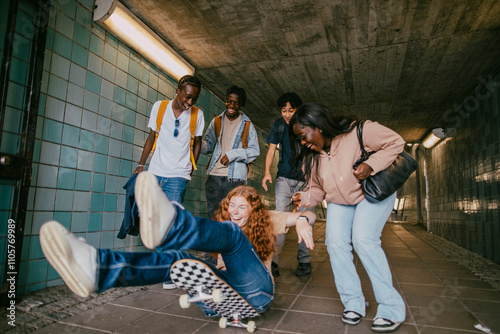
[290, 103, 406, 333]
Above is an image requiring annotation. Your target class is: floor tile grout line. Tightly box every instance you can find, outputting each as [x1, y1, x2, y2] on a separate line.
[56, 320, 113, 333]
[271, 234, 331, 333]
[389, 223, 486, 333]
[385, 224, 422, 333]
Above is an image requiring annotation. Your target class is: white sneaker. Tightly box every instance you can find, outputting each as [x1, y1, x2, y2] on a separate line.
[40, 221, 97, 298]
[135, 171, 177, 249]
[342, 311, 362, 325]
[371, 317, 402, 333]
[162, 282, 177, 290]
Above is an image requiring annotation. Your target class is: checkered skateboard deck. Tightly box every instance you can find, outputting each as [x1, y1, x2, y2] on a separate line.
[171, 259, 259, 331]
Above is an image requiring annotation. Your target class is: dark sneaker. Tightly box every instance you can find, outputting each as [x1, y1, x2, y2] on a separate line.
[371, 317, 402, 333]
[294, 263, 311, 276]
[271, 262, 280, 277]
[342, 311, 362, 325]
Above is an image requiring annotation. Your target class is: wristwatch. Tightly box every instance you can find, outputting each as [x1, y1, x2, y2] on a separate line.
[297, 215, 309, 223]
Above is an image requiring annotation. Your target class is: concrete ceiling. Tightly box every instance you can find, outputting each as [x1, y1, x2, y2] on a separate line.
[121, 0, 500, 142]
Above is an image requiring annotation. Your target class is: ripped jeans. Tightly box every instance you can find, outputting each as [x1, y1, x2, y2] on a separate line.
[95, 205, 274, 316]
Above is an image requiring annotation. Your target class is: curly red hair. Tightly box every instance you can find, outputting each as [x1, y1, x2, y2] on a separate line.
[214, 186, 276, 262]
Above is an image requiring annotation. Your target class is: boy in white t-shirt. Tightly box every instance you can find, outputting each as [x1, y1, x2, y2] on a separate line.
[121, 76, 205, 291]
[134, 75, 205, 203]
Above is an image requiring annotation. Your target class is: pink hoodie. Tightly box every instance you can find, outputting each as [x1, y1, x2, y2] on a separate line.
[298, 120, 405, 206]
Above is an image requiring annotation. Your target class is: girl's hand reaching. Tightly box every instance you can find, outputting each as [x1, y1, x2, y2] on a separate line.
[296, 219, 314, 250]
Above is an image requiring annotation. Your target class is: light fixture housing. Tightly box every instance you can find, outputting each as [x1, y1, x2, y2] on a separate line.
[93, 0, 194, 81]
[422, 128, 455, 148]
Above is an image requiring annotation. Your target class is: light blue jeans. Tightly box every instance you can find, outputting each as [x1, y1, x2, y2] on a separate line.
[272, 177, 313, 264]
[325, 192, 405, 322]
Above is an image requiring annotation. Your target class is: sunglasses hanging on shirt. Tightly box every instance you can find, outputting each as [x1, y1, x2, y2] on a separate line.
[174, 119, 180, 137]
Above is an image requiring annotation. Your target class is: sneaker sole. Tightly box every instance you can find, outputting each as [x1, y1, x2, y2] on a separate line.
[162, 283, 177, 290]
[342, 318, 361, 326]
[135, 172, 175, 249]
[135, 172, 167, 249]
[371, 322, 402, 333]
[40, 221, 94, 298]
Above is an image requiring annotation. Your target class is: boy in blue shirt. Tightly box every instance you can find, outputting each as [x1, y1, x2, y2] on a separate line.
[262, 93, 313, 277]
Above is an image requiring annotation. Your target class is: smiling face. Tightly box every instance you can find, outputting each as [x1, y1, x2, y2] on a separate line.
[281, 102, 297, 124]
[174, 84, 200, 111]
[225, 93, 241, 120]
[292, 122, 328, 152]
[228, 195, 252, 227]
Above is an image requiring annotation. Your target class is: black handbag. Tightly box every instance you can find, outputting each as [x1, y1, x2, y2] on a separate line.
[353, 121, 418, 203]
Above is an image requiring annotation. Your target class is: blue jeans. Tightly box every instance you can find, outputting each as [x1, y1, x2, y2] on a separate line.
[156, 176, 188, 203]
[124, 175, 188, 239]
[325, 193, 405, 322]
[95, 205, 274, 315]
[273, 176, 313, 264]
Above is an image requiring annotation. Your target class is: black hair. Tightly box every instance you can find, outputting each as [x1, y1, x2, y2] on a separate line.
[225, 85, 246, 107]
[288, 102, 358, 184]
[178, 75, 201, 90]
[277, 92, 303, 109]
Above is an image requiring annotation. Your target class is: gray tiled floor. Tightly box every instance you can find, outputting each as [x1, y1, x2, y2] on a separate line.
[27, 222, 500, 333]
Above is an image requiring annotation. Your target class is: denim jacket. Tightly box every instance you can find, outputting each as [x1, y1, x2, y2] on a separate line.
[202, 111, 260, 181]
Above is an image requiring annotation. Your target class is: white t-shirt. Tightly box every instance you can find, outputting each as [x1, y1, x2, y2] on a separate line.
[147, 100, 205, 180]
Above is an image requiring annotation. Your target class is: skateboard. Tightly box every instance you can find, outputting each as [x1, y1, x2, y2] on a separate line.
[170, 259, 260, 332]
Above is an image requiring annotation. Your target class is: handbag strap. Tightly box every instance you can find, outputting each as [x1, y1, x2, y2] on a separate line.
[356, 120, 371, 160]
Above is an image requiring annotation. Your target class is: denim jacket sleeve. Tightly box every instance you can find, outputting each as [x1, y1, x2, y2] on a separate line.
[201, 118, 217, 155]
[225, 122, 260, 163]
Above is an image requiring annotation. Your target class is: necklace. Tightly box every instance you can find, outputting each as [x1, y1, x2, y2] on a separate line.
[324, 146, 331, 159]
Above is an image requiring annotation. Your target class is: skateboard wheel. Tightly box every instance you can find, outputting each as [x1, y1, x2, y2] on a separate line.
[179, 294, 191, 309]
[247, 320, 256, 332]
[219, 317, 227, 328]
[212, 288, 224, 303]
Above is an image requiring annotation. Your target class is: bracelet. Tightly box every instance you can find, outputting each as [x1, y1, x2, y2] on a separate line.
[297, 215, 309, 223]
[137, 164, 144, 168]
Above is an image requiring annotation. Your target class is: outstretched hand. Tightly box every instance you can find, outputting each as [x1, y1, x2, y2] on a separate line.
[296, 220, 314, 250]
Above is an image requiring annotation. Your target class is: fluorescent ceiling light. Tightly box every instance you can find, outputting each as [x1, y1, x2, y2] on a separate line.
[422, 131, 442, 149]
[422, 128, 455, 149]
[93, 0, 194, 81]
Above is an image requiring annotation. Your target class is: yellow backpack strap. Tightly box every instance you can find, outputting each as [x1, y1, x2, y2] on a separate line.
[152, 100, 170, 153]
[214, 115, 222, 139]
[189, 106, 199, 170]
[241, 121, 251, 149]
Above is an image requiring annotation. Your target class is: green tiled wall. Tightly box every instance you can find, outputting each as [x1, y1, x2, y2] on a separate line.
[2, 0, 276, 295]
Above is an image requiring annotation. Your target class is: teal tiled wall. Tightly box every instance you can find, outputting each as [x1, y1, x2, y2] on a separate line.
[4, 0, 275, 295]
[0, 0, 35, 289]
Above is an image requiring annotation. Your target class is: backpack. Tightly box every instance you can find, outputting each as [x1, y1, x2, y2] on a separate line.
[151, 100, 199, 170]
